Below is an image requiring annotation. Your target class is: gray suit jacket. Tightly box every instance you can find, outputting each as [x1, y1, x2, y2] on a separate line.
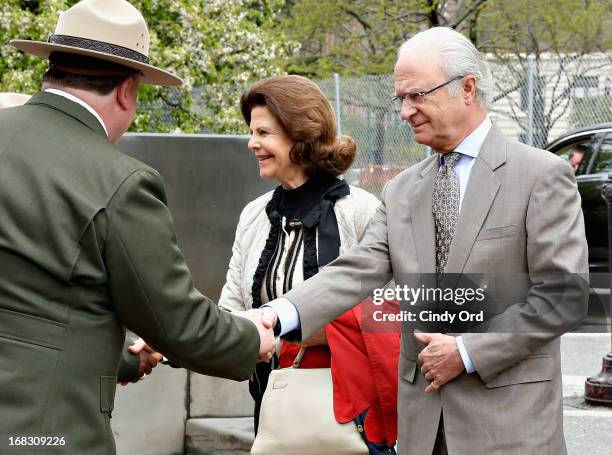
[283, 125, 588, 454]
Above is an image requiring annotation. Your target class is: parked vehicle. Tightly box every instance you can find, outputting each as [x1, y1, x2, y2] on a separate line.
[547, 123, 612, 274]
[547, 123, 612, 328]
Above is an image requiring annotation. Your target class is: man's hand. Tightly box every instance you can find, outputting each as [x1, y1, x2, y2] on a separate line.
[119, 338, 164, 386]
[260, 306, 278, 330]
[415, 331, 465, 393]
[236, 309, 276, 362]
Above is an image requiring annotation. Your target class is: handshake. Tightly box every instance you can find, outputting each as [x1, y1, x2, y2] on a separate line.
[235, 307, 279, 362]
[123, 307, 279, 384]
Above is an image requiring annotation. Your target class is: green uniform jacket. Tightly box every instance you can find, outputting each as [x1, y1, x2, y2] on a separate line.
[0, 92, 259, 454]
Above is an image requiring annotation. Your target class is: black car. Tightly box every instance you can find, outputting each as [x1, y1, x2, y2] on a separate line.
[547, 123, 612, 327]
[547, 123, 612, 273]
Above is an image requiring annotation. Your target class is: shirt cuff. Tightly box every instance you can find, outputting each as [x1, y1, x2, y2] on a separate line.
[456, 336, 476, 373]
[263, 298, 300, 337]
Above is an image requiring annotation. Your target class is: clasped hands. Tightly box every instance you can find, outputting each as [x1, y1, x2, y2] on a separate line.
[238, 308, 327, 356]
[118, 338, 164, 385]
[124, 316, 465, 391]
[415, 331, 465, 393]
[237, 307, 278, 361]
[120, 307, 324, 386]
[123, 307, 280, 386]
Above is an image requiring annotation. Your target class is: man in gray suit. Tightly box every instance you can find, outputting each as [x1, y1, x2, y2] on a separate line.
[262, 27, 589, 454]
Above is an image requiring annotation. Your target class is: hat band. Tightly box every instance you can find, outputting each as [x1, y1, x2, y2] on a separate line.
[48, 34, 149, 64]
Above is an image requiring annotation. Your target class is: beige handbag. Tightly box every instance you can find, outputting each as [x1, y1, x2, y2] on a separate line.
[251, 347, 369, 455]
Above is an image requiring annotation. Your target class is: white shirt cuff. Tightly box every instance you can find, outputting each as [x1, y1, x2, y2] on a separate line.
[264, 298, 300, 336]
[456, 336, 476, 373]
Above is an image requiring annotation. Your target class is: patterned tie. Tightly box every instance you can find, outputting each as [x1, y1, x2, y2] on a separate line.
[432, 152, 461, 276]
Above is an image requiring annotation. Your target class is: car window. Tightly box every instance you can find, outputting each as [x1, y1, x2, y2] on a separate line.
[554, 139, 593, 175]
[590, 133, 612, 174]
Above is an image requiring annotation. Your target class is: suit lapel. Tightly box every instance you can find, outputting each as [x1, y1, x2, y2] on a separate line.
[26, 91, 108, 139]
[409, 156, 438, 273]
[445, 125, 507, 274]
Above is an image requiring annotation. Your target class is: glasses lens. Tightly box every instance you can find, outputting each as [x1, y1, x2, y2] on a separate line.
[393, 93, 425, 107]
[411, 94, 425, 105]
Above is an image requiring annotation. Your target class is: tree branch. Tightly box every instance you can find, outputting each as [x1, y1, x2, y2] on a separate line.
[425, 0, 440, 27]
[451, 0, 488, 30]
[344, 8, 372, 31]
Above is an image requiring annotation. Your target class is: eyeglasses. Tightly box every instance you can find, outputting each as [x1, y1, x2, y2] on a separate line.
[392, 76, 465, 107]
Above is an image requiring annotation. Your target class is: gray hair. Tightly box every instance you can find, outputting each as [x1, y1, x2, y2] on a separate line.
[398, 27, 493, 110]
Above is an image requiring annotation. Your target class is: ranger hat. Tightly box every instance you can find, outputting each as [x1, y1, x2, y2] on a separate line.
[11, 0, 182, 86]
[0, 93, 30, 108]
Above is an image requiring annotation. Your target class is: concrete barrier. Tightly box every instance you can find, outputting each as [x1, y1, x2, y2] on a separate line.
[113, 365, 188, 455]
[190, 374, 253, 418]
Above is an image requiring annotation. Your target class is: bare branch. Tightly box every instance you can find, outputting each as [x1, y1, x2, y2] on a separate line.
[493, 85, 526, 126]
[343, 8, 372, 31]
[491, 82, 521, 103]
[451, 0, 488, 30]
[425, 0, 440, 27]
[546, 55, 572, 113]
[340, 7, 380, 56]
[550, 90, 573, 126]
[159, 91, 182, 109]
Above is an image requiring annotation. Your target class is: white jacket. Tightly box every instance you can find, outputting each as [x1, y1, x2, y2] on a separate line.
[218, 185, 380, 311]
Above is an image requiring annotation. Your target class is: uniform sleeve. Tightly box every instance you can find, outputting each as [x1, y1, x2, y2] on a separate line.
[116, 336, 141, 383]
[103, 170, 259, 381]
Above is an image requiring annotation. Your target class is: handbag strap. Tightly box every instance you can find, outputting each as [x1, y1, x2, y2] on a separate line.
[291, 346, 307, 368]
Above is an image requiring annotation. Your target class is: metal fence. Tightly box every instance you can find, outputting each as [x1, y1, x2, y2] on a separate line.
[487, 53, 612, 149]
[147, 53, 612, 194]
[316, 74, 423, 194]
[315, 53, 612, 193]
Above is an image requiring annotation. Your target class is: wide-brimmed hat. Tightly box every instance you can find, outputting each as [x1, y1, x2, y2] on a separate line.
[0, 92, 31, 108]
[11, 0, 182, 86]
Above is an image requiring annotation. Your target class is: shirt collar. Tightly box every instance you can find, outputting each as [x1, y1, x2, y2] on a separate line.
[453, 116, 492, 159]
[44, 88, 108, 137]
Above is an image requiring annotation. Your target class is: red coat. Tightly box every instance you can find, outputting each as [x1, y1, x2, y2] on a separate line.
[279, 298, 400, 446]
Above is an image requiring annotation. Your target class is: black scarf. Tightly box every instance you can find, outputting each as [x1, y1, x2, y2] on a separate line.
[251, 177, 350, 308]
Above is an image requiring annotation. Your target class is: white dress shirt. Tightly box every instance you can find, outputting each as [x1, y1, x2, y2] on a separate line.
[445, 116, 492, 373]
[269, 117, 493, 374]
[44, 88, 109, 137]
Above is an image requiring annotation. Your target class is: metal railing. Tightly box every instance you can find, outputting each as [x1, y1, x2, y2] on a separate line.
[146, 53, 612, 194]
